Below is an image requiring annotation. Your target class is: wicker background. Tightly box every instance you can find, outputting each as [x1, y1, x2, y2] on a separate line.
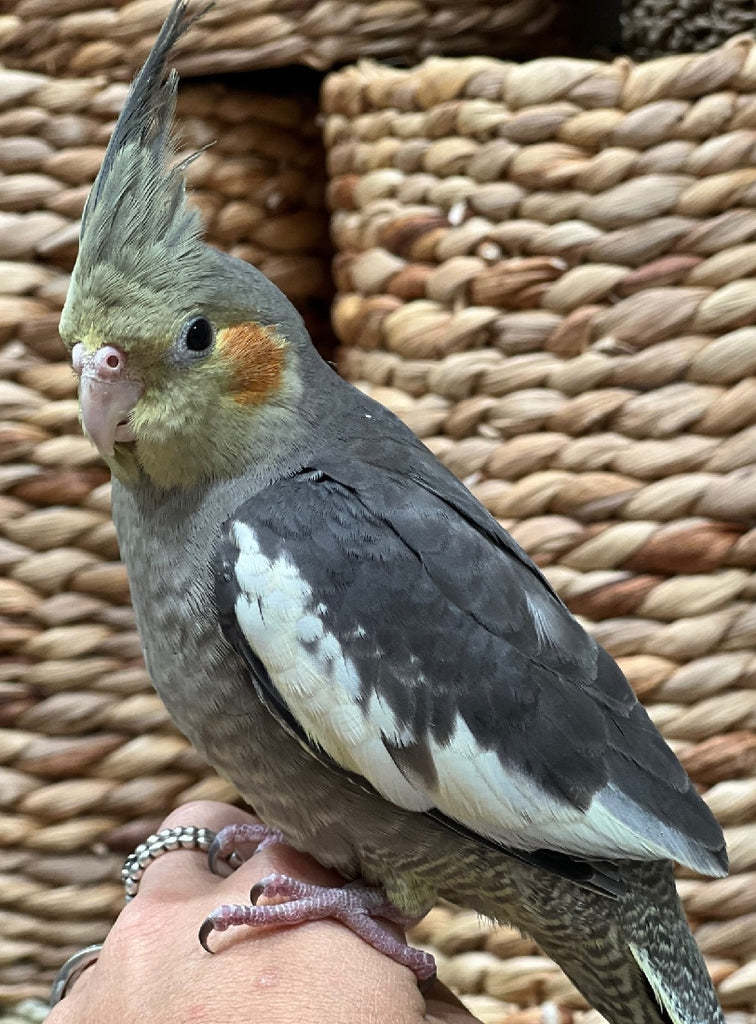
[321, 42, 756, 1020]
[0, 0, 574, 80]
[0, 63, 332, 1003]
[0, 11, 755, 1024]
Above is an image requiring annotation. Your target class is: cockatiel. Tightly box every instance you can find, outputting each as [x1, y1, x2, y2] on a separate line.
[60, 4, 728, 1022]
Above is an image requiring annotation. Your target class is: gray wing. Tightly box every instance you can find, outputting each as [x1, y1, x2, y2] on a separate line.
[213, 460, 726, 879]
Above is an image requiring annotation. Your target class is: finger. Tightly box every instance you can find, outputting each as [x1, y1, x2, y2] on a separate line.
[228, 837, 346, 892]
[164, 801, 347, 892]
[159, 800, 259, 833]
[133, 803, 346, 906]
[46, 954, 99, 1023]
[131, 800, 260, 902]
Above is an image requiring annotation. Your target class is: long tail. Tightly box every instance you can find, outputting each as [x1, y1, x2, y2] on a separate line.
[620, 861, 723, 1024]
[520, 860, 723, 1024]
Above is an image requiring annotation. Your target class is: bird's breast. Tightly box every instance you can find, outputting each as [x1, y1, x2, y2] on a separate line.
[108, 481, 383, 876]
[108, 479, 486, 914]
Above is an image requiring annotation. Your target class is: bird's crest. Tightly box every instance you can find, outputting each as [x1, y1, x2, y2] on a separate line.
[81, 1, 208, 266]
[61, 2, 213, 348]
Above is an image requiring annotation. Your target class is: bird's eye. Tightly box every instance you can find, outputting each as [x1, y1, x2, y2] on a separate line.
[183, 316, 214, 353]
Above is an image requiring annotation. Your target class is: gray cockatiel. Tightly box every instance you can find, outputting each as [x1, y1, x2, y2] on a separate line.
[59, 4, 728, 1022]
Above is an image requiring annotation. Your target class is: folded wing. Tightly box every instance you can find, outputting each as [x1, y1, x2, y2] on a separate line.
[214, 460, 726, 879]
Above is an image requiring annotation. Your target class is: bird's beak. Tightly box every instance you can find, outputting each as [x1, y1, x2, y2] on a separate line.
[71, 343, 144, 457]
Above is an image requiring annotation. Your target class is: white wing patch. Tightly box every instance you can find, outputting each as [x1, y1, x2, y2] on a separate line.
[231, 521, 430, 811]
[430, 718, 710, 865]
[231, 521, 713, 868]
[429, 716, 548, 831]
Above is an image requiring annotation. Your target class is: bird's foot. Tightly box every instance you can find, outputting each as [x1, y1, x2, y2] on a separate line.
[207, 823, 284, 874]
[199, 872, 437, 983]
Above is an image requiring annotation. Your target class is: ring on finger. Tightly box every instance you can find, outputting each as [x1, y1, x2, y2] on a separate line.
[49, 943, 103, 1007]
[122, 825, 217, 900]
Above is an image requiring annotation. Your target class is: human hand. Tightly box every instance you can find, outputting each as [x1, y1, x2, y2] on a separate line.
[48, 800, 480, 1024]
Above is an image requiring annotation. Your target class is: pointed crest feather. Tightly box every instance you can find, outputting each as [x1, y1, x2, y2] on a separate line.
[72, 2, 212, 306]
[61, 0, 306, 364]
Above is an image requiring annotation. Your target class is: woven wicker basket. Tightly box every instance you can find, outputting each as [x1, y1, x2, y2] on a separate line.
[1, 26, 756, 1024]
[321, 42, 756, 1020]
[0, 0, 573, 80]
[0, 63, 332, 1003]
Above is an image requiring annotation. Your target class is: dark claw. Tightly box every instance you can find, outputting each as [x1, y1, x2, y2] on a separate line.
[207, 824, 281, 875]
[198, 917, 216, 953]
[418, 969, 438, 995]
[207, 836, 227, 876]
[249, 882, 265, 905]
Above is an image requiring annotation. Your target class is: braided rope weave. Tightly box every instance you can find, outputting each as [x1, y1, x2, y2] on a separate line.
[0, 27, 755, 1024]
[0, 0, 571, 81]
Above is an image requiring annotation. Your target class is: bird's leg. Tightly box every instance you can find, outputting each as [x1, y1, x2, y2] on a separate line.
[199, 872, 437, 982]
[207, 823, 285, 874]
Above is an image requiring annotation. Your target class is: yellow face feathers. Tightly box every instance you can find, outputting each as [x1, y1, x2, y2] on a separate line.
[116, 317, 297, 489]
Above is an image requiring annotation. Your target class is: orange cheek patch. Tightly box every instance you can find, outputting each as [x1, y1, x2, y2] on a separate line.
[220, 322, 287, 405]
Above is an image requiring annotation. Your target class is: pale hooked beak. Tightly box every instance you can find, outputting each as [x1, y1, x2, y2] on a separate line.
[71, 343, 144, 457]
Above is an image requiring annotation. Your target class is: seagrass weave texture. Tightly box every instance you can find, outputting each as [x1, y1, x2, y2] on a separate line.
[0, 66, 330, 1001]
[0, 0, 571, 80]
[322, 42, 756, 1018]
[1, 30, 756, 1024]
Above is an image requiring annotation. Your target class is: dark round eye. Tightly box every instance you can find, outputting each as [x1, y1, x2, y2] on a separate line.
[183, 316, 214, 353]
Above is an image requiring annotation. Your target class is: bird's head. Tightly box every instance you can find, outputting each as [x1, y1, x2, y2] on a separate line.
[59, 1, 318, 490]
